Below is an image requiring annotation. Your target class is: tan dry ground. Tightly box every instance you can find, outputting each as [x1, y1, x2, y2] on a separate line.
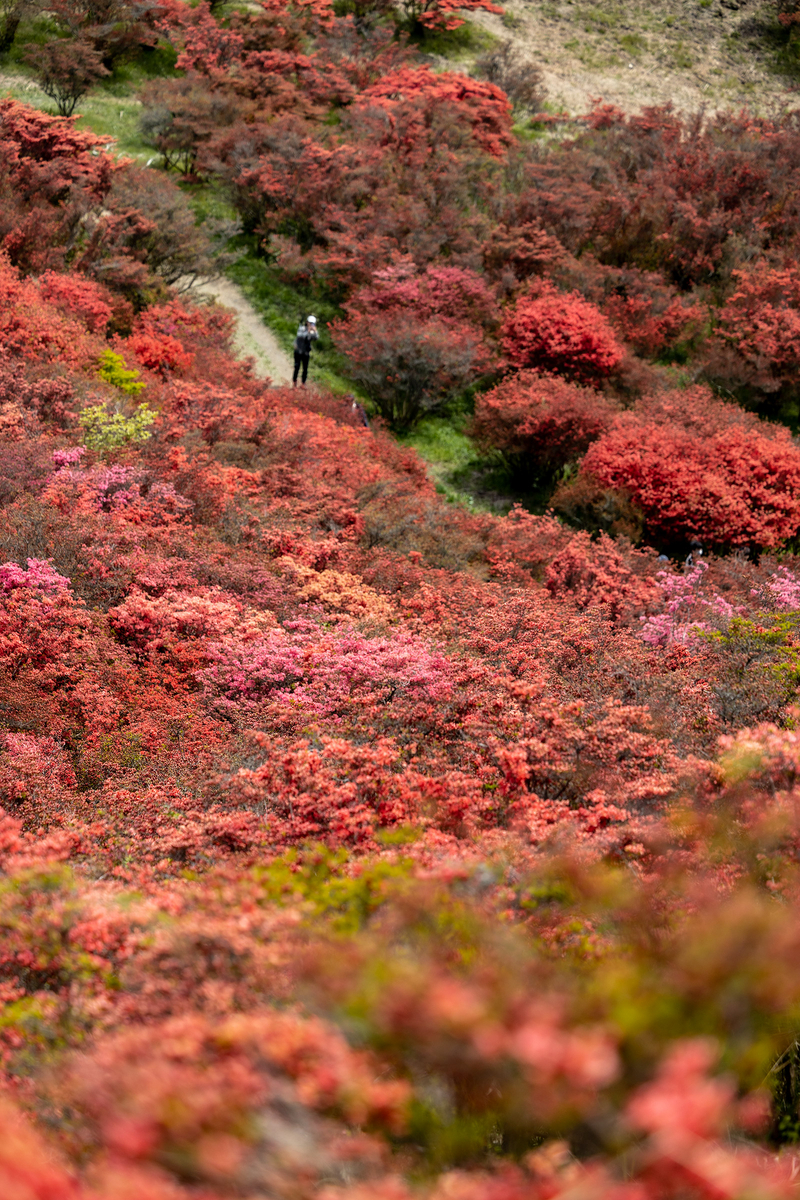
[182, 277, 295, 385]
[464, 0, 798, 115]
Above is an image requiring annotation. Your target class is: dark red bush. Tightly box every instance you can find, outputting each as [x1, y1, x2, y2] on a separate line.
[472, 370, 616, 477]
[332, 307, 495, 429]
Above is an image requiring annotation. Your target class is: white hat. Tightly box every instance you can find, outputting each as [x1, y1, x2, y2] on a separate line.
[308, 315, 317, 324]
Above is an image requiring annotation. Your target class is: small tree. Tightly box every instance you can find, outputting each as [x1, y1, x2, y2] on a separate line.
[332, 309, 492, 430]
[0, 0, 31, 55]
[473, 40, 545, 113]
[24, 37, 109, 117]
[400, 0, 502, 32]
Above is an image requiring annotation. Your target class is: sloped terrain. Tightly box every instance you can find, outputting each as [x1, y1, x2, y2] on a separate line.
[468, 0, 793, 112]
[3, 5, 800, 1199]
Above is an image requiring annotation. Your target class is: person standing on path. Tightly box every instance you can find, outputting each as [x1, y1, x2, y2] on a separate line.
[293, 315, 318, 386]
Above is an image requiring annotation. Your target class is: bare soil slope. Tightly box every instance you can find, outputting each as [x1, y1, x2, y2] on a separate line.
[466, 0, 795, 114]
[184, 277, 294, 384]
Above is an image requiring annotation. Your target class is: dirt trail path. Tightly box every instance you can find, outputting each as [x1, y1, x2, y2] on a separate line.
[184, 276, 294, 384]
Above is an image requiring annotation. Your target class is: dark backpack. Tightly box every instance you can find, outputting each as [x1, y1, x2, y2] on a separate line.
[294, 325, 312, 355]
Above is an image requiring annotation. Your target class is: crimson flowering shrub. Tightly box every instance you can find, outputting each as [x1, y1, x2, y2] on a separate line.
[601, 278, 705, 358]
[360, 66, 512, 157]
[553, 256, 706, 361]
[347, 262, 500, 329]
[0, 355, 77, 431]
[57, 1010, 409, 1194]
[44, 459, 194, 527]
[0, 556, 93, 681]
[24, 35, 111, 119]
[0, 254, 103, 366]
[708, 264, 800, 404]
[132, 300, 236, 361]
[108, 586, 274, 681]
[544, 531, 658, 624]
[574, 410, 800, 551]
[501, 281, 626, 384]
[333, 263, 499, 428]
[127, 332, 193, 376]
[177, 42, 507, 299]
[36, 272, 114, 335]
[0, 98, 216, 308]
[0, 98, 117, 275]
[632, 383, 760, 437]
[471, 370, 616, 483]
[514, 105, 800, 291]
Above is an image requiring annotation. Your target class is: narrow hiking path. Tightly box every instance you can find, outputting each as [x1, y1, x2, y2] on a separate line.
[184, 276, 294, 384]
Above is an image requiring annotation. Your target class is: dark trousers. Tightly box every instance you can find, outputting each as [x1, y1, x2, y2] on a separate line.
[293, 351, 310, 384]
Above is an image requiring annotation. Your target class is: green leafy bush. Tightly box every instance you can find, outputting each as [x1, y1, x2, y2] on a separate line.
[79, 402, 155, 452]
[96, 350, 145, 396]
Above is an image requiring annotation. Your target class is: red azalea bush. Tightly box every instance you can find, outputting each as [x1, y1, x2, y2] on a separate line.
[0, 253, 102, 365]
[360, 66, 512, 157]
[631, 383, 762, 437]
[709, 263, 800, 400]
[552, 256, 706, 360]
[36, 272, 114, 335]
[347, 262, 500, 329]
[574, 410, 800, 550]
[501, 281, 626, 384]
[601, 284, 705, 358]
[0, 353, 77, 431]
[127, 333, 194, 376]
[471, 370, 616, 477]
[544, 530, 658, 623]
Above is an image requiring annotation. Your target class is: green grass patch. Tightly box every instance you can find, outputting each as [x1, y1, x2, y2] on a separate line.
[73, 92, 151, 159]
[667, 39, 694, 69]
[100, 42, 180, 91]
[4, 13, 63, 57]
[618, 31, 647, 56]
[399, 414, 510, 512]
[0, 65, 53, 110]
[761, 23, 800, 82]
[411, 18, 499, 60]
[180, 179, 240, 226]
[576, 4, 621, 31]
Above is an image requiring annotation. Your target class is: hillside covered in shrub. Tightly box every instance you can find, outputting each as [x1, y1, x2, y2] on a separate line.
[7, 0, 800, 1196]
